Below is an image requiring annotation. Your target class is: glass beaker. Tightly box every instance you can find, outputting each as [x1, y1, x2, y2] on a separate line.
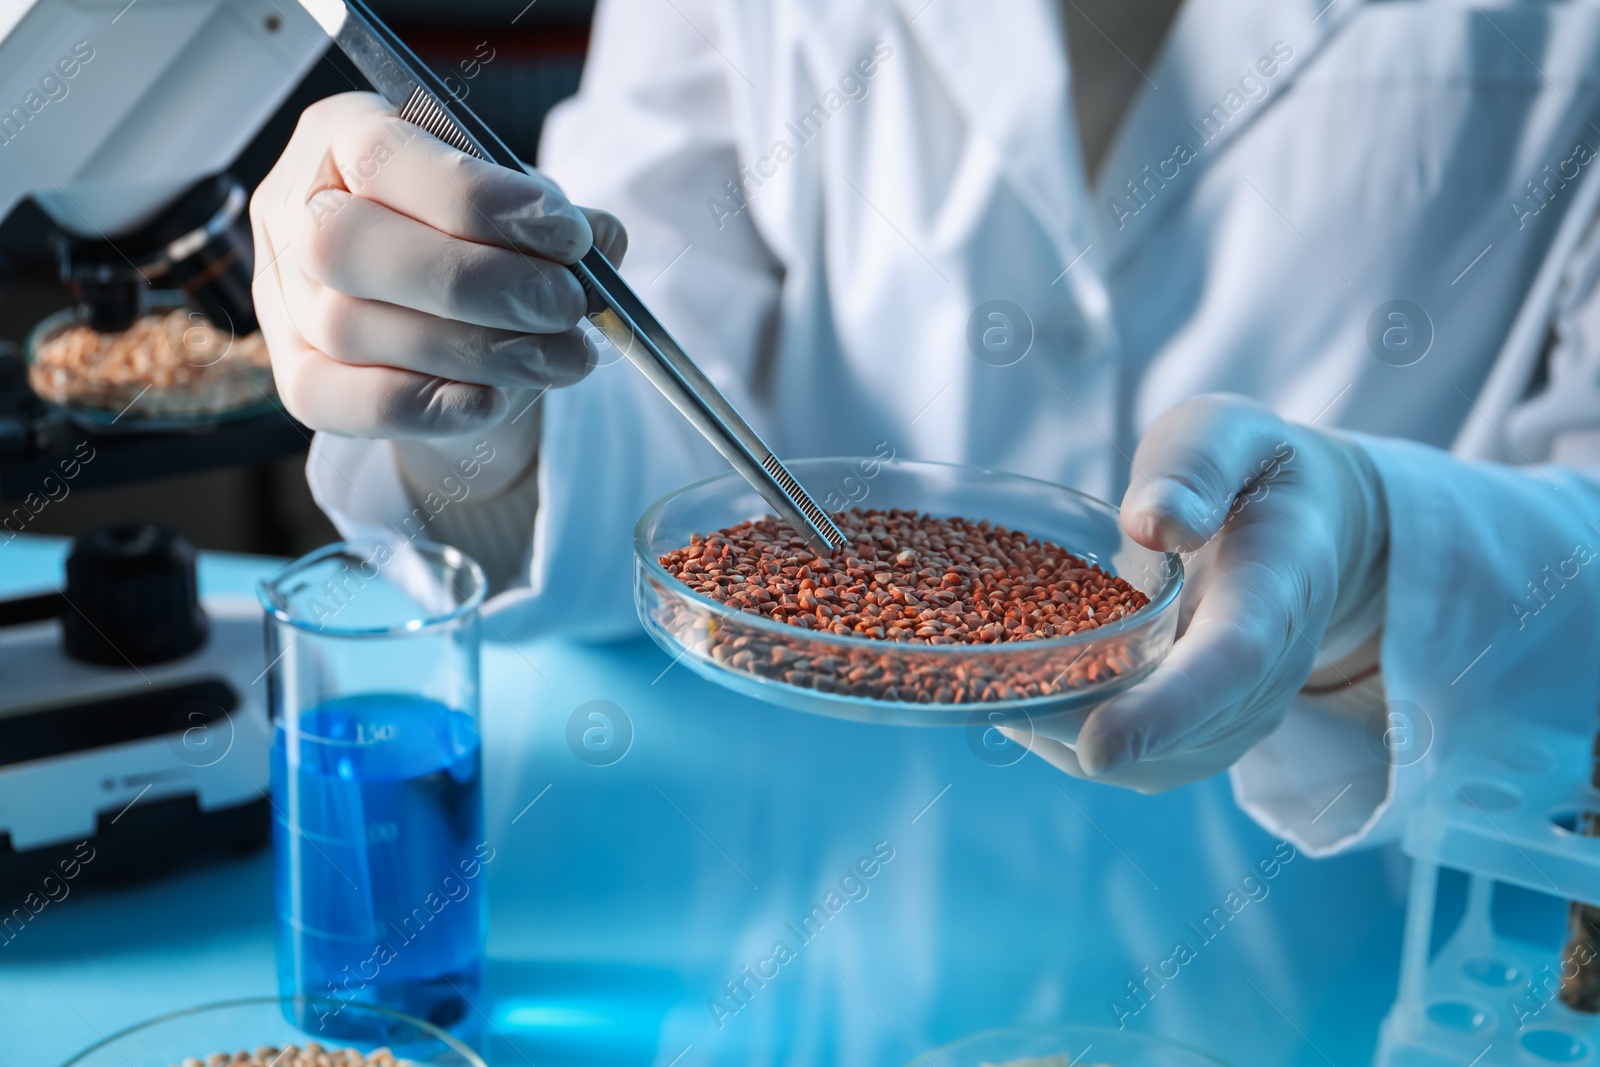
[258, 540, 487, 1045]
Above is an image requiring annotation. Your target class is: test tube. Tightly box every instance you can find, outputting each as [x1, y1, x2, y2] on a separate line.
[258, 540, 487, 1044]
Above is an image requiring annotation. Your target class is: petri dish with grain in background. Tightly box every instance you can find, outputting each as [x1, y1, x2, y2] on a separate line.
[25, 290, 278, 431]
[55, 996, 485, 1067]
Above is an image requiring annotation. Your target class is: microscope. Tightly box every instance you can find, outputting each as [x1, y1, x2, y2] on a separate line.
[0, 0, 330, 474]
[0, 0, 326, 890]
[0, 0, 327, 331]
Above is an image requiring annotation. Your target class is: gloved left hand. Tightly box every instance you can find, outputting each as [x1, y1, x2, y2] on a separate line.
[1014, 394, 1390, 792]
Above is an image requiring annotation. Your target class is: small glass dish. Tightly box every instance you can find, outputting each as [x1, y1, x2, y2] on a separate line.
[916, 1024, 1231, 1066]
[56, 995, 485, 1066]
[634, 458, 1181, 732]
[25, 290, 278, 431]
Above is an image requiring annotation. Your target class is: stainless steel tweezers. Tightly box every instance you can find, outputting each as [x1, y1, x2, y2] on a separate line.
[295, 0, 848, 554]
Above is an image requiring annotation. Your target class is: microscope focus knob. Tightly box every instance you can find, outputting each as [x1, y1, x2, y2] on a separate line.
[62, 522, 209, 666]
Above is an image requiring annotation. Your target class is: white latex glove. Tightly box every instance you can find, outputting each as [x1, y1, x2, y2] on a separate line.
[1016, 394, 1390, 792]
[250, 92, 627, 442]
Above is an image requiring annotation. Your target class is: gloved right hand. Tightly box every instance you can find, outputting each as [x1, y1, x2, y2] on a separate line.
[250, 92, 627, 439]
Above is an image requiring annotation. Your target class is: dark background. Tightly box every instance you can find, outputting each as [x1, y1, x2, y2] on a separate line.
[0, 0, 597, 559]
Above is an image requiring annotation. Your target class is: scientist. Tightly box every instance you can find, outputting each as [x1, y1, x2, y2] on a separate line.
[253, 0, 1600, 838]
[249, 0, 1600, 1054]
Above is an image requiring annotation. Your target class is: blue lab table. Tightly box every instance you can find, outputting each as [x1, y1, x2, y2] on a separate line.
[0, 537, 1406, 1066]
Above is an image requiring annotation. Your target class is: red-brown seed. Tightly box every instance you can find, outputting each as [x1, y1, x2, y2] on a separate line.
[661, 507, 1149, 647]
[657, 506, 1154, 706]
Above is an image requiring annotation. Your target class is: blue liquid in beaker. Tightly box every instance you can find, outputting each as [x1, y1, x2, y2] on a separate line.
[273, 693, 485, 1038]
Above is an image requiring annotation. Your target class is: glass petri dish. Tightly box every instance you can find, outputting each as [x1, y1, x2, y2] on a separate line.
[25, 291, 279, 431]
[634, 458, 1182, 731]
[916, 1024, 1232, 1066]
[56, 995, 485, 1066]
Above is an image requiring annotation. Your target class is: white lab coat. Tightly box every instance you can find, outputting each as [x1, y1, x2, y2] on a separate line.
[308, 0, 1600, 1058]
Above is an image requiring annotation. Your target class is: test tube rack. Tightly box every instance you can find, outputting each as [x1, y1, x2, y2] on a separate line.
[1376, 718, 1600, 1066]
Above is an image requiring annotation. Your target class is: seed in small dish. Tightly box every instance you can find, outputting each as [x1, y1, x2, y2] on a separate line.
[30, 309, 273, 419]
[175, 1042, 416, 1066]
[658, 506, 1150, 645]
